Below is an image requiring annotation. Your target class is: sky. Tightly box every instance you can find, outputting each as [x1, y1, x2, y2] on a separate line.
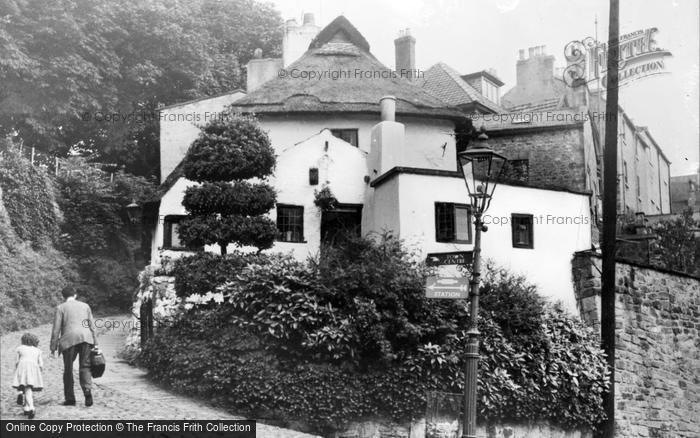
[269, 0, 699, 176]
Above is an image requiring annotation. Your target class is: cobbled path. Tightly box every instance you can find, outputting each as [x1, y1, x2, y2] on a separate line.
[1, 315, 320, 438]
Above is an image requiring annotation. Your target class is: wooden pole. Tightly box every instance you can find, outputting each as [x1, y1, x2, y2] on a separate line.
[599, 0, 620, 437]
[30, 147, 35, 166]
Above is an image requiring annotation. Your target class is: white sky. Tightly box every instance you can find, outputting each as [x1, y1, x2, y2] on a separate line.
[269, 0, 699, 176]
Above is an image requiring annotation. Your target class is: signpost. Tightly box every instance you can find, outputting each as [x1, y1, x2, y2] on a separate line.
[426, 251, 473, 266]
[425, 251, 472, 299]
[425, 276, 469, 299]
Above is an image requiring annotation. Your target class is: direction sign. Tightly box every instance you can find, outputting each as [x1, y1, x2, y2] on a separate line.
[426, 251, 473, 266]
[425, 275, 469, 299]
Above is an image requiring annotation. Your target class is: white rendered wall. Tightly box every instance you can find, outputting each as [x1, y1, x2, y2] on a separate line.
[159, 91, 246, 182]
[153, 130, 368, 263]
[392, 173, 592, 310]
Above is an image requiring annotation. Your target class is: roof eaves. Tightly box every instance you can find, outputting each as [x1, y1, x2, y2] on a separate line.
[158, 89, 246, 111]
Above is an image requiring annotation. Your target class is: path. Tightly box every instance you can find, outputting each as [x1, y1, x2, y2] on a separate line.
[0, 315, 320, 438]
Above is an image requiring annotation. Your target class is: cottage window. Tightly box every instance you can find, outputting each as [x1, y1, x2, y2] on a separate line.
[163, 215, 187, 249]
[435, 203, 472, 243]
[511, 214, 533, 249]
[330, 129, 359, 147]
[277, 205, 304, 243]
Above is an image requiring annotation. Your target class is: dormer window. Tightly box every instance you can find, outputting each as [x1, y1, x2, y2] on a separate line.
[330, 129, 359, 147]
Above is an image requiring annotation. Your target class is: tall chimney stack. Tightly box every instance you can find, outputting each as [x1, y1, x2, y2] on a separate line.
[394, 29, 416, 80]
[282, 14, 320, 67]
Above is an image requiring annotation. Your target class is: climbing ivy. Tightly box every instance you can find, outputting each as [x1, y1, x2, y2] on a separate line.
[0, 145, 60, 248]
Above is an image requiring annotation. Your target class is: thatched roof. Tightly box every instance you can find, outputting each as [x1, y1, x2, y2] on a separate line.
[230, 16, 463, 121]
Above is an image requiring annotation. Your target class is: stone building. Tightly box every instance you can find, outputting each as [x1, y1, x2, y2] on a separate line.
[494, 46, 671, 217]
[670, 173, 700, 213]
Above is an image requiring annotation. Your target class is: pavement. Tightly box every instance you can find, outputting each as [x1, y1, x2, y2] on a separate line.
[0, 315, 321, 438]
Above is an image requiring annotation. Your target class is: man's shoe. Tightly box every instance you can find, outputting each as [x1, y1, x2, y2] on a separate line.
[85, 392, 93, 407]
[17, 394, 23, 405]
[62, 400, 76, 406]
[28, 410, 35, 419]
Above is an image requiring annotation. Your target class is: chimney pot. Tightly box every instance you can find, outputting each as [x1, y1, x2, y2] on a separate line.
[519, 49, 525, 60]
[380, 96, 396, 122]
[302, 13, 315, 26]
[528, 47, 535, 58]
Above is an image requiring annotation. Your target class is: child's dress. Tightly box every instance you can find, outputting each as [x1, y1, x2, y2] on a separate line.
[12, 345, 44, 391]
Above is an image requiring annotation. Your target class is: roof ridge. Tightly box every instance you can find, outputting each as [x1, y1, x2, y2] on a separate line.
[308, 16, 370, 52]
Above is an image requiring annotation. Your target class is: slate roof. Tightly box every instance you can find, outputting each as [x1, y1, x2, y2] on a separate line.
[418, 62, 505, 114]
[230, 16, 463, 121]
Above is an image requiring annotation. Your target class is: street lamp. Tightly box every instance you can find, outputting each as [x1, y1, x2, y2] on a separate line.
[126, 199, 142, 224]
[456, 130, 507, 438]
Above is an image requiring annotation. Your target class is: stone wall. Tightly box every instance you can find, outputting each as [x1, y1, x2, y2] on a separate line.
[487, 127, 587, 193]
[335, 419, 591, 438]
[572, 252, 700, 437]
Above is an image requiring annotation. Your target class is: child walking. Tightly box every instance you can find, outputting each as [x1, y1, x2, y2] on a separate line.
[12, 333, 44, 419]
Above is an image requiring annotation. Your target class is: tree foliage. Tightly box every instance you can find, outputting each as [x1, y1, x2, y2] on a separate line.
[55, 157, 155, 311]
[178, 114, 277, 253]
[0, 143, 60, 248]
[0, 0, 282, 178]
[55, 157, 154, 257]
[650, 208, 700, 275]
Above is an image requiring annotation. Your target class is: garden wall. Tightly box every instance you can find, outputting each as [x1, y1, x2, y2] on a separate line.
[572, 252, 700, 438]
[336, 419, 591, 438]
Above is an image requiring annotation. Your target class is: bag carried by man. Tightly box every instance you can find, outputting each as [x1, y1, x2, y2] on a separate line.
[90, 347, 106, 378]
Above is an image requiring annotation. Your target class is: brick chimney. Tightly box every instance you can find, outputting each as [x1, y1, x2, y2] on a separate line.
[394, 29, 416, 80]
[516, 45, 554, 89]
[246, 49, 283, 92]
[502, 45, 560, 108]
[282, 13, 320, 67]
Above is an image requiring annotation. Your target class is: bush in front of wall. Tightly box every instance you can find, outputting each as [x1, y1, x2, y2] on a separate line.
[140, 233, 609, 434]
[170, 251, 272, 298]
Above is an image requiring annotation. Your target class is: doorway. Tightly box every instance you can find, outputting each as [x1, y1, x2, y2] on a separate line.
[321, 204, 363, 246]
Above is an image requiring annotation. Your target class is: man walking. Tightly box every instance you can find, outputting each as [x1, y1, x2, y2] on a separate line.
[50, 286, 98, 407]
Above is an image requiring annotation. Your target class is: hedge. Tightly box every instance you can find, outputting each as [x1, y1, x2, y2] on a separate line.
[141, 234, 609, 433]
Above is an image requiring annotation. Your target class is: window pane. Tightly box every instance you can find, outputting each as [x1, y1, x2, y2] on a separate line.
[277, 206, 304, 242]
[331, 129, 359, 147]
[511, 215, 533, 248]
[171, 222, 182, 248]
[454, 206, 470, 241]
[435, 203, 454, 241]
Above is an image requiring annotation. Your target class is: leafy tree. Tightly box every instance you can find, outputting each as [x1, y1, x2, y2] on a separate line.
[650, 208, 700, 275]
[1, 0, 282, 178]
[55, 157, 154, 256]
[55, 157, 155, 311]
[178, 113, 277, 254]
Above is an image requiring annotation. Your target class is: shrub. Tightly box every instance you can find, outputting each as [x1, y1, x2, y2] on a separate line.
[141, 233, 609, 433]
[171, 251, 272, 298]
[178, 113, 278, 253]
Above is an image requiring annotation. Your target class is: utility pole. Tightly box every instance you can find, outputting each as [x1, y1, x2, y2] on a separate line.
[599, 0, 619, 437]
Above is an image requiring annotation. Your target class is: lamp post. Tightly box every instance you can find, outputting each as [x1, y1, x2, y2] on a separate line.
[457, 131, 507, 438]
[126, 199, 141, 224]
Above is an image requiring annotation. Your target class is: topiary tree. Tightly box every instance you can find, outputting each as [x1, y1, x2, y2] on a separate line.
[178, 113, 277, 255]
